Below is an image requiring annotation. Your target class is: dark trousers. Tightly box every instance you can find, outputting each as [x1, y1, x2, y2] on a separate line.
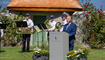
[0, 34, 1, 49]
[0, 37, 1, 48]
[69, 39, 74, 51]
[69, 36, 75, 51]
[22, 34, 30, 52]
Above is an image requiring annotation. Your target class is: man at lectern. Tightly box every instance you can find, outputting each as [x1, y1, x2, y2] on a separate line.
[22, 13, 34, 52]
[63, 16, 77, 51]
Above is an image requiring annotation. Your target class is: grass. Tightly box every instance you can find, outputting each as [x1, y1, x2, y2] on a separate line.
[87, 49, 105, 60]
[0, 47, 33, 60]
[0, 47, 105, 60]
[74, 40, 105, 60]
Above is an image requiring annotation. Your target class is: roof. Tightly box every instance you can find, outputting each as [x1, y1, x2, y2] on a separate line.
[8, 0, 82, 12]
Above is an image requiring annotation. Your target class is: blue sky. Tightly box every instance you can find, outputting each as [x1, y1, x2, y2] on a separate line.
[0, 0, 105, 10]
[79, 0, 105, 10]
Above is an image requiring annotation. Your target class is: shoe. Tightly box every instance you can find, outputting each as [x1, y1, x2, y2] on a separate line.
[22, 50, 25, 52]
[27, 50, 30, 52]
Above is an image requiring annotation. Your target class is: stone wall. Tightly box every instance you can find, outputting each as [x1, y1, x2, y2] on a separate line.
[72, 11, 85, 43]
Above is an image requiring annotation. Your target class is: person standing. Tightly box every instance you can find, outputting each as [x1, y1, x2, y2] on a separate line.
[60, 14, 68, 32]
[0, 22, 3, 49]
[63, 16, 77, 51]
[22, 13, 34, 52]
[47, 15, 56, 32]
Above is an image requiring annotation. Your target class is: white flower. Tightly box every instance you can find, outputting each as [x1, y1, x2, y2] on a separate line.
[66, 55, 71, 58]
[38, 49, 41, 51]
[35, 50, 40, 53]
[34, 48, 41, 51]
[76, 55, 80, 57]
[82, 53, 85, 54]
[74, 50, 77, 53]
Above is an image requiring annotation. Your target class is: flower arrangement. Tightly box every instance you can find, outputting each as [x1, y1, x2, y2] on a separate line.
[67, 47, 88, 60]
[33, 48, 49, 57]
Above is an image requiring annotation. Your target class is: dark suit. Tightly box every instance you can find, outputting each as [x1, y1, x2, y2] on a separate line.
[63, 22, 77, 51]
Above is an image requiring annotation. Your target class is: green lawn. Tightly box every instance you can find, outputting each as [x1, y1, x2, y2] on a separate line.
[0, 47, 33, 60]
[0, 47, 105, 60]
[87, 49, 105, 60]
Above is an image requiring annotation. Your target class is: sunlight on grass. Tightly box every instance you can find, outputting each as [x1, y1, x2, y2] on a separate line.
[88, 49, 105, 60]
[0, 47, 33, 60]
[0, 46, 105, 60]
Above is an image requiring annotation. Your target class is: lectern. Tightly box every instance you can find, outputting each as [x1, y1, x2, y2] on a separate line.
[49, 32, 69, 60]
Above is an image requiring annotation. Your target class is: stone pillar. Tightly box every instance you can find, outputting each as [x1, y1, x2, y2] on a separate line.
[49, 32, 69, 60]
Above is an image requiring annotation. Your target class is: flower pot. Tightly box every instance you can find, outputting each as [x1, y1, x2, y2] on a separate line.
[74, 58, 80, 60]
[74, 58, 78, 60]
[74, 58, 87, 60]
[32, 55, 48, 60]
[80, 58, 87, 60]
[41, 56, 49, 60]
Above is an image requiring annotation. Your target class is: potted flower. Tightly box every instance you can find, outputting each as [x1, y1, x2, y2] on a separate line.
[67, 50, 78, 60]
[77, 47, 88, 60]
[32, 48, 49, 60]
[67, 47, 88, 60]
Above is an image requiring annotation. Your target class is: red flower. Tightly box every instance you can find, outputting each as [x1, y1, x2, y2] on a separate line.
[93, 36, 95, 39]
[90, 3, 93, 5]
[88, 12, 91, 14]
[97, 10, 101, 13]
[102, 16, 104, 18]
[90, 35, 92, 38]
[85, 13, 89, 15]
[89, 39, 91, 41]
[85, 12, 90, 15]
[85, 5, 89, 8]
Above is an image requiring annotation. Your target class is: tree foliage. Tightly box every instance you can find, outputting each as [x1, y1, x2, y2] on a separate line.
[0, 6, 25, 46]
[82, 1, 105, 48]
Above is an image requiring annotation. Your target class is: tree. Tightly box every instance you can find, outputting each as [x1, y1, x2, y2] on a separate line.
[81, 0, 105, 48]
[0, 5, 25, 46]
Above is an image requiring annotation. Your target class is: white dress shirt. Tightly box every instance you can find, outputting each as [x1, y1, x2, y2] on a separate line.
[60, 19, 67, 32]
[23, 19, 34, 28]
[48, 20, 56, 31]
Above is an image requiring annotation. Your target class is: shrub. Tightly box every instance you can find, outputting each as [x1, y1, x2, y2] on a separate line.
[0, 6, 25, 46]
[82, 0, 105, 48]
